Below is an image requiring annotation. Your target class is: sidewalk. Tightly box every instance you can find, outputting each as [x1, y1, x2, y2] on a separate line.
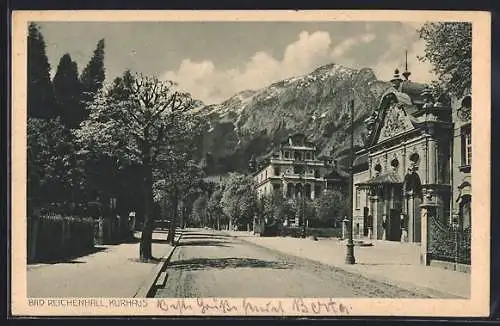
[27, 230, 181, 298]
[225, 231, 470, 299]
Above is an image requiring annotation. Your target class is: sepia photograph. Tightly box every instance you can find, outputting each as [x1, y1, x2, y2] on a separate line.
[10, 10, 491, 317]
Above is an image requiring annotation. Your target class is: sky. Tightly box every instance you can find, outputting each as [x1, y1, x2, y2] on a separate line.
[37, 21, 436, 105]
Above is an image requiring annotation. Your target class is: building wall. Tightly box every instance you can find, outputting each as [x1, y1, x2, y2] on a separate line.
[451, 96, 472, 228]
[353, 170, 370, 238]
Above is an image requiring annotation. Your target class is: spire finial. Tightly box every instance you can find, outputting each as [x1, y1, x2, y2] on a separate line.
[402, 49, 412, 81]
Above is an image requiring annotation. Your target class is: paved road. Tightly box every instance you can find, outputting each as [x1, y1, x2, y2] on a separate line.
[154, 229, 431, 298]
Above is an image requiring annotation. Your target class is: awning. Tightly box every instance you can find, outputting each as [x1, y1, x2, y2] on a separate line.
[356, 172, 403, 189]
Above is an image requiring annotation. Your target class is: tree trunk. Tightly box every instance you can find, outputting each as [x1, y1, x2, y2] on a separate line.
[139, 137, 154, 261]
[167, 190, 178, 245]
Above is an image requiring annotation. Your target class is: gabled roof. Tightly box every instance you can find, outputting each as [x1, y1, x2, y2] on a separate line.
[364, 85, 428, 147]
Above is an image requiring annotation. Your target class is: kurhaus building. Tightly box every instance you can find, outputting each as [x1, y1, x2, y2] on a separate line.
[352, 66, 472, 265]
[252, 133, 347, 203]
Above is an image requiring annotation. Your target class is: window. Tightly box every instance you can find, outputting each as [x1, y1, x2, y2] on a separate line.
[274, 167, 281, 176]
[355, 187, 361, 209]
[461, 125, 472, 170]
[294, 165, 304, 175]
[284, 151, 290, 159]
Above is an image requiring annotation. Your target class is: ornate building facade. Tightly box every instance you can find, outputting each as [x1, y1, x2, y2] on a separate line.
[252, 133, 347, 202]
[352, 67, 471, 266]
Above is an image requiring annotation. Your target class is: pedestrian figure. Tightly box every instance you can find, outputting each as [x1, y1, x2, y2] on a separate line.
[128, 211, 136, 236]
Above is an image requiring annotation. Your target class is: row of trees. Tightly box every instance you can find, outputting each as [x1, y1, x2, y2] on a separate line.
[27, 23, 206, 260]
[188, 172, 349, 232]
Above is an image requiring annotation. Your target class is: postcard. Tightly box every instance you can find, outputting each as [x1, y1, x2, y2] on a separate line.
[10, 10, 491, 317]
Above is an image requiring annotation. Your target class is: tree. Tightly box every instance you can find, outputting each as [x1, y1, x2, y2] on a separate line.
[27, 23, 55, 118]
[418, 22, 472, 98]
[80, 39, 106, 114]
[53, 53, 84, 128]
[28, 117, 81, 212]
[262, 190, 287, 225]
[207, 186, 224, 230]
[154, 159, 206, 244]
[313, 190, 348, 227]
[220, 173, 258, 230]
[191, 194, 209, 227]
[75, 71, 196, 261]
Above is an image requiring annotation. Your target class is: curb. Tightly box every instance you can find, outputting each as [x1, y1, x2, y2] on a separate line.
[228, 233, 467, 299]
[133, 231, 183, 298]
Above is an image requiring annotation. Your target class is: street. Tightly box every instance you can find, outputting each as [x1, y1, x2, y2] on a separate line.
[154, 229, 431, 298]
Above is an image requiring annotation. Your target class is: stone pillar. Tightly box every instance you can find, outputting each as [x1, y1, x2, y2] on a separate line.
[283, 181, 288, 198]
[382, 214, 387, 240]
[407, 191, 414, 242]
[370, 195, 379, 239]
[311, 184, 315, 200]
[428, 139, 437, 184]
[420, 205, 430, 265]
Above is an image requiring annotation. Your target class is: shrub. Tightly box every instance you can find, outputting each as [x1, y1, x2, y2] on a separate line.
[28, 215, 96, 262]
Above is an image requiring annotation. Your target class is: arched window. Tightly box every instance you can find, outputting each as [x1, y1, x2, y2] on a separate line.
[409, 153, 420, 172]
[391, 158, 399, 171]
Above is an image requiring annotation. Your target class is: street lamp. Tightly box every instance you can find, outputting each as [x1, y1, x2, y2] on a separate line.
[345, 97, 356, 265]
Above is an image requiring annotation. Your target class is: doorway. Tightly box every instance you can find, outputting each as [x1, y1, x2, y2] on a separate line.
[388, 208, 401, 241]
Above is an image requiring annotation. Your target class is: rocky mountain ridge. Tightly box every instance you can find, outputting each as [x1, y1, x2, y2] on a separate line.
[191, 63, 393, 175]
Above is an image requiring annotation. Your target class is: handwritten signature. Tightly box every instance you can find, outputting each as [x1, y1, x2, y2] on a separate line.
[156, 298, 351, 315]
[292, 298, 351, 315]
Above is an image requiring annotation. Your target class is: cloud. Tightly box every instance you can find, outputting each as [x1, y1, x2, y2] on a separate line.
[162, 24, 434, 105]
[162, 31, 336, 104]
[331, 33, 375, 58]
[372, 31, 436, 83]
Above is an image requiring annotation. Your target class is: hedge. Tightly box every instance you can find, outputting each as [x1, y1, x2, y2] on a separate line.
[28, 215, 95, 262]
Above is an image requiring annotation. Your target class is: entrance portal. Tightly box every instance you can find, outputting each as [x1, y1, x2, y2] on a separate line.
[388, 208, 402, 241]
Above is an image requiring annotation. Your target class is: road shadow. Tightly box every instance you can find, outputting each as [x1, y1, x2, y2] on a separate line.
[181, 232, 233, 238]
[179, 240, 232, 248]
[168, 257, 292, 271]
[128, 257, 163, 264]
[152, 239, 173, 244]
[357, 263, 415, 266]
[181, 236, 233, 242]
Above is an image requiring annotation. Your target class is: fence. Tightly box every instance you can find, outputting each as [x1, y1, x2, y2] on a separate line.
[27, 215, 95, 263]
[428, 214, 471, 265]
[28, 214, 133, 263]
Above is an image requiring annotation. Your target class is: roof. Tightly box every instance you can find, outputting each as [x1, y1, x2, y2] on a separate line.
[400, 81, 427, 104]
[353, 153, 368, 167]
[364, 84, 429, 147]
[356, 172, 402, 187]
[325, 168, 349, 180]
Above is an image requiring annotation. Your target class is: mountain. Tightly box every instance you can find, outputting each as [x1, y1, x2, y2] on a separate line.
[191, 63, 392, 175]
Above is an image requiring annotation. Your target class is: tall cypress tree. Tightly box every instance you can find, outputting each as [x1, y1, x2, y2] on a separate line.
[27, 23, 55, 119]
[80, 38, 106, 114]
[53, 53, 83, 129]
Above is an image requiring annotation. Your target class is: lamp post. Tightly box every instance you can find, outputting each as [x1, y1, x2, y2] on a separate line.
[345, 97, 356, 264]
[298, 168, 306, 238]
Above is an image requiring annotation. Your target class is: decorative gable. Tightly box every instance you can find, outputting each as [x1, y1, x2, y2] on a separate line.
[377, 102, 415, 143]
